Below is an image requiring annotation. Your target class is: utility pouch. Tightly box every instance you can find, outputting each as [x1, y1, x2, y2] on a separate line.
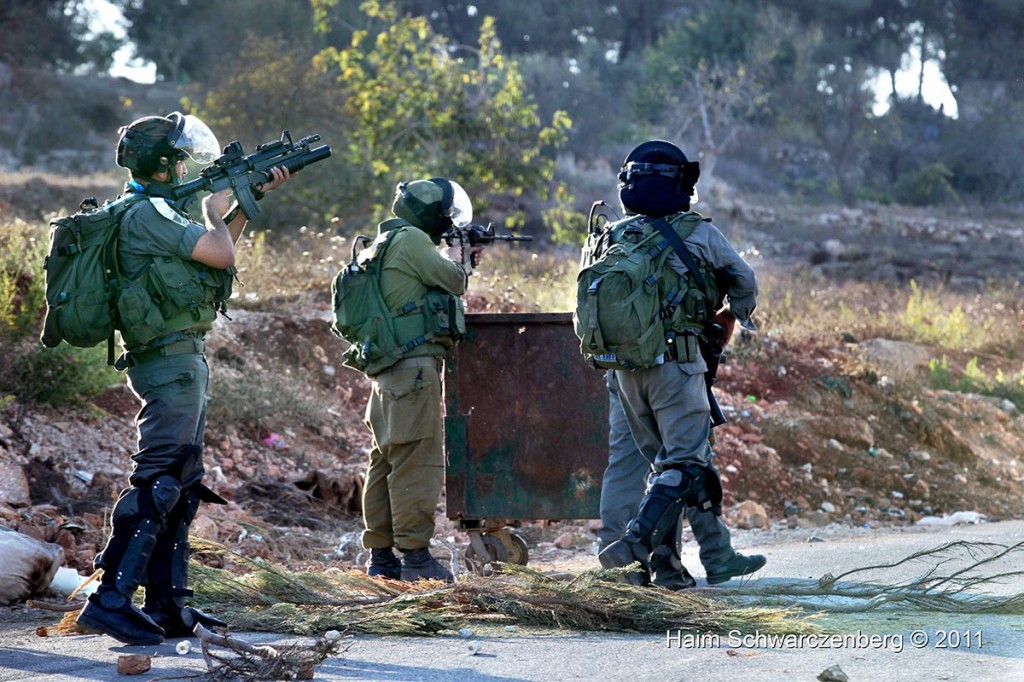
[148, 257, 205, 319]
[423, 291, 465, 341]
[117, 279, 166, 347]
[198, 265, 236, 303]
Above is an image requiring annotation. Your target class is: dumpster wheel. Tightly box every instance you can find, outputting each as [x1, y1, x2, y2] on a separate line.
[505, 532, 529, 566]
[465, 534, 508, 574]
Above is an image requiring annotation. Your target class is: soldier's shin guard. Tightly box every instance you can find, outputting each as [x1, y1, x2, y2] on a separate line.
[626, 468, 695, 552]
[95, 477, 180, 597]
[598, 469, 696, 585]
[144, 491, 198, 612]
[144, 485, 228, 637]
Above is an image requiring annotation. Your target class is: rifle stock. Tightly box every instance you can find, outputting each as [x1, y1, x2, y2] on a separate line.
[171, 130, 331, 219]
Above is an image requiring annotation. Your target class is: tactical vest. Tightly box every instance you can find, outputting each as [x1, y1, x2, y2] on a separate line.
[116, 199, 235, 349]
[332, 225, 465, 376]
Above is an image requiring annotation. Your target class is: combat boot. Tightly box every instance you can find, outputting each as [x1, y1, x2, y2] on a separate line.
[400, 548, 453, 582]
[142, 600, 227, 638]
[705, 552, 767, 585]
[367, 547, 402, 579]
[650, 545, 696, 591]
[597, 537, 651, 586]
[76, 585, 165, 646]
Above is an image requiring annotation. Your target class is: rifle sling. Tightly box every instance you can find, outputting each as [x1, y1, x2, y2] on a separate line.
[650, 216, 708, 306]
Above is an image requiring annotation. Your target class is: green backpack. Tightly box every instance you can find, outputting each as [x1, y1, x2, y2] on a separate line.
[40, 194, 147, 358]
[330, 228, 466, 376]
[574, 212, 717, 370]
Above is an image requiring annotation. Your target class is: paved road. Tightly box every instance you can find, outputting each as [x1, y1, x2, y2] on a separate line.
[2, 521, 1022, 681]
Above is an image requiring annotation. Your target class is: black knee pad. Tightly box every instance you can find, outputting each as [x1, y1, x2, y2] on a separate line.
[679, 464, 723, 515]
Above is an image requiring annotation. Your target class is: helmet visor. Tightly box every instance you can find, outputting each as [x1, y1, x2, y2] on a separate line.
[447, 181, 473, 228]
[167, 113, 221, 164]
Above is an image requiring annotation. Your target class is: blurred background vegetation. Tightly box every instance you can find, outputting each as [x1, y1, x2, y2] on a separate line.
[3, 0, 1024, 236]
[2, 0, 1023, 409]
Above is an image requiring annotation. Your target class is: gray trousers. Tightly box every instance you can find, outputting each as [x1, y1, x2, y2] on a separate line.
[598, 369, 735, 572]
[125, 351, 209, 487]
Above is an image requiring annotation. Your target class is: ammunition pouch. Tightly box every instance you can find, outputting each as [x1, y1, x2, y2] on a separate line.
[117, 256, 233, 348]
[391, 289, 465, 353]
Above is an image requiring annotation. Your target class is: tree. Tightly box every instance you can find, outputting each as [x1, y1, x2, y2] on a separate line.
[114, 0, 323, 84]
[633, 0, 771, 184]
[0, 0, 120, 71]
[315, 0, 570, 228]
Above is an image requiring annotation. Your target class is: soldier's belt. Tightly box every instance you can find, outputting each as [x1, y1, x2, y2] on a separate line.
[123, 337, 205, 368]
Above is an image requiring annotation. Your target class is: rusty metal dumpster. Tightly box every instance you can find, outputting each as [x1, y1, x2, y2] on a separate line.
[443, 312, 609, 570]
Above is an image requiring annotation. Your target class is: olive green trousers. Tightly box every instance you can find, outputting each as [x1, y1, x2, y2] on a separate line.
[361, 357, 445, 551]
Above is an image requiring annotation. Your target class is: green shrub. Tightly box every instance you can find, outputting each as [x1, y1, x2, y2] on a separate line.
[0, 341, 119, 406]
[0, 218, 47, 339]
[893, 163, 959, 206]
[206, 365, 323, 431]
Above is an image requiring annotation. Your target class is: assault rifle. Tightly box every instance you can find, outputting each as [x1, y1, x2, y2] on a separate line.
[700, 322, 729, 428]
[441, 223, 534, 248]
[171, 130, 331, 220]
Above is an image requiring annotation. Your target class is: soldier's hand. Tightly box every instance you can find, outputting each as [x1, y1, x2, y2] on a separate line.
[203, 189, 232, 220]
[714, 308, 737, 346]
[444, 243, 465, 264]
[469, 246, 485, 269]
[257, 166, 292, 195]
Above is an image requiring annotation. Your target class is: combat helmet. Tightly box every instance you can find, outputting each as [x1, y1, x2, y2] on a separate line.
[618, 140, 701, 217]
[116, 112, 220, 182]
[392, 178, 473, 244]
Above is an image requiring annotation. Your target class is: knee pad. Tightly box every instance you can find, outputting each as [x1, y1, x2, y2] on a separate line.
[150, 475, 183, 516]
[680, 464, 723, 515]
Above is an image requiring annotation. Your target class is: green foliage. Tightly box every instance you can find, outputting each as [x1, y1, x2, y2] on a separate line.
[927, 355, 952, 390]
[928, 354, 1024, 410]
[544, 182, 588, 246]
[191, 35, 344, 229]
[0, 218, 47, 339]
[893, 163, 960, 206]
[316, 1, 571, 226]
[899, 280, 982, 349]
[0, 215, 120, 407]
[0, 341, 118, 407]
[0, 0, 121, 71]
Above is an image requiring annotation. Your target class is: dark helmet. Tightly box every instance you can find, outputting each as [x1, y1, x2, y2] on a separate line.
[116, 112, 220, 180]
[392, 178, 473, 244]
[617, 140, 701, 216]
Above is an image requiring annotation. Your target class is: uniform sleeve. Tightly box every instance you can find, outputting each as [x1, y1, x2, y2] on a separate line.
[121, 199, 207, 260]
[395, 228, 469, 295]
[697, 223, 759, 329]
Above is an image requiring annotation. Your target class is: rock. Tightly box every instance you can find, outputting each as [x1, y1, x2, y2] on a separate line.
[820, 501, 837, 513]
[804, 511, 831, 527]
[553, 532, 574, 549]
[858, 338, 931, 381]
[117, 654, 152, 675]
[729, 500, 770, 529]
[0, 462, 31, 508]
[818, 664, 849, 682]
[190, 514, 219, 541]
[909, 449, 932, 462]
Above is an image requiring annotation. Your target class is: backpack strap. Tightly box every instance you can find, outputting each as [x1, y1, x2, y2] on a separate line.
[101, 195, 147, 365]
[650, 216, 711, 324]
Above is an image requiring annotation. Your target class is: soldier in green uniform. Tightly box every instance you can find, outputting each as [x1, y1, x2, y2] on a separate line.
[75, 113, 292, 645]
[358, 178, 483, 582]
